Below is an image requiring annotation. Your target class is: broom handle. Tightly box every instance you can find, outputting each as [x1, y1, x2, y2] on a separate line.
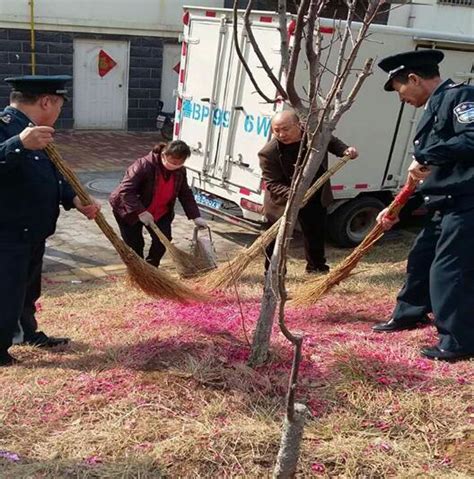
[147, 222, 175, 250]
[44, 144, 132, 256]
[384, 175, 418, 219]
[45, 144, 93, 207]
[301, 155, 351, 207]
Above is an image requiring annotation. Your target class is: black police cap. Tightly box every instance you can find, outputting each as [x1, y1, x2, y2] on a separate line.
[4, 75, 72, 96]
[378, 50, 444, 91]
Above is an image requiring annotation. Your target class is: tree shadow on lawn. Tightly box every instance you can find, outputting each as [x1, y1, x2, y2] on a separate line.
[22, 322, 450, 405]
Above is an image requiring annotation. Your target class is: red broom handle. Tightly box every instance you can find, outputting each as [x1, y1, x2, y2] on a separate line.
[385, 175, 418, 220]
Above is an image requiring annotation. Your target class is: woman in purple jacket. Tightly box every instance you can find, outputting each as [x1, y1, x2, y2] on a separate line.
[110, 140, 207, 267]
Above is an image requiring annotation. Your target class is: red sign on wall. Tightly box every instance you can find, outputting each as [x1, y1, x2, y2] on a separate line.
[98, 49, 117, 77]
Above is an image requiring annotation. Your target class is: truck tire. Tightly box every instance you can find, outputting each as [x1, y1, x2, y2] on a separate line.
[328, 196, 386, 247]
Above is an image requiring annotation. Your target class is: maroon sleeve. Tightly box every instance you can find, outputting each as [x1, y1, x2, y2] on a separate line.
[115, 156, 150, 215]
[177, 168, 200, 220]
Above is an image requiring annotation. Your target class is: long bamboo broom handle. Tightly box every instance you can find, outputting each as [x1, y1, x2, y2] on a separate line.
[45, 144, 128, 254]
[302, 155, 351, 207]
[291, 175, 418, 306]
[201, 155, 352, 289]
[147, 222, 174, 250]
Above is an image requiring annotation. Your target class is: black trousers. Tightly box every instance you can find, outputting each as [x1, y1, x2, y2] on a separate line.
[393, 208, 474, 353]
[265, 197, 327, 271]
[115, 212, 173, 267]
[0, 236, 44, 351]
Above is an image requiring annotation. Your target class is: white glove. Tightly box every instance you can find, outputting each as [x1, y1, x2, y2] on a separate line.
[193, 217, 208, 229]
[138, 211, 155, 227]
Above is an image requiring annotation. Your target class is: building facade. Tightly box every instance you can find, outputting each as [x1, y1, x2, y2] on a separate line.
[0, 0, 471, 130]
[0, 0, 225, 129]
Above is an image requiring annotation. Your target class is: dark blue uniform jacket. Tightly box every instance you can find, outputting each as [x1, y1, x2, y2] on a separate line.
[0, 106, 76, 242]
[414, 79, 474, 209]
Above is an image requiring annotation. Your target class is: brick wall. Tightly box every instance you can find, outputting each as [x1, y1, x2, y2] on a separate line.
[128, 36, 163, 131]
[0, 28, 164, 131]
[0, 29, 74, 129]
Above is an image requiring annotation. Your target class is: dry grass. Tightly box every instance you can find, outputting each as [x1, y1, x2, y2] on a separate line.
[0, 230, 472, 478]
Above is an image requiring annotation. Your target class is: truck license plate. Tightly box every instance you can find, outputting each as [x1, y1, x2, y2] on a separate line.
[194, 193, 223, 210]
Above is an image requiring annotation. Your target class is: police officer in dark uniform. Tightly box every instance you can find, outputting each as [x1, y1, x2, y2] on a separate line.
[0, 75, 101, 366]
[372, 50, 474, 361]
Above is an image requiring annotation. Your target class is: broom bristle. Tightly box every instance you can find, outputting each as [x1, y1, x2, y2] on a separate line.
[290, 227, 385, 307]
[148, 223, 213, 278]
[118, 247, 209, 303]
[290, 178, 417, 307]
[200, 222, 279, 289]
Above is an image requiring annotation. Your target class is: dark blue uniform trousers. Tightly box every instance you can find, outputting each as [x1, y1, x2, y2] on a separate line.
[393, 208, 474, 353]
[0, 237, 43, 351]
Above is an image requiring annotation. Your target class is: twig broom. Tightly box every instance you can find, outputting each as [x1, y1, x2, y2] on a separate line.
[146, 223, 213, 278]
[200, 155, 352, 290]
[290, 176, 418, 306]
[45, 143, 208, 303]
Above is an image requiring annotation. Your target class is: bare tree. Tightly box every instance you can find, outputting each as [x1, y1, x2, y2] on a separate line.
[241, 0, 381, 366]
[230, 0, 389, 474]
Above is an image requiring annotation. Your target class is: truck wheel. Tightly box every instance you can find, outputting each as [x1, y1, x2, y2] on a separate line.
[328, 196, 386, 247]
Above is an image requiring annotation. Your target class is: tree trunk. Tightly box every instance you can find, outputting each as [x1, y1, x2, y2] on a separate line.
[248, 268, 279, 366]
[273, 403, 310, 478]
[248, 130, 332, 366]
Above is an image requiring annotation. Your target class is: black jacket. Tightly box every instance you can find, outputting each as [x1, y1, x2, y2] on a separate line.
[0, 106, 76, 241]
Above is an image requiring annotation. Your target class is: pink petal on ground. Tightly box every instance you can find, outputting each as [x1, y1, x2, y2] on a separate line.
[311, 462, 326, 473]
[84, 455, 102, 465]
[0, 450, 20, 462]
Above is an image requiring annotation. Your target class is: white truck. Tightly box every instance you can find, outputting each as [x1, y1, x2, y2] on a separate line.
[174, 6, 474, 246]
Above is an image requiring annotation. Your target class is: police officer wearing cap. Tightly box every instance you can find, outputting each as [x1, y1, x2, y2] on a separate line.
[0, 75, 101, 366]
[372, 50, 474, 361]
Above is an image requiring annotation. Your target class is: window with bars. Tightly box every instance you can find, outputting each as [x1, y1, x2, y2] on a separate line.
[438, 0, 474, 6]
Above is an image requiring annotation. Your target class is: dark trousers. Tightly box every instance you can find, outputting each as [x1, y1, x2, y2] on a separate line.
[115, 212, 173, 267]
[0, 237, 44, 351]
[393, 209, 474, 353]
[265, 197, 327, 271]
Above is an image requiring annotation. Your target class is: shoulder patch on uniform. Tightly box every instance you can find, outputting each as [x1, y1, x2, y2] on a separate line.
[0, 114, 12, 124]
[454, 102, 474, 124]
[447, 82, 464, 89]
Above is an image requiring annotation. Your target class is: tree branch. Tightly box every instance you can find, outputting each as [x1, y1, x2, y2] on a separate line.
[305, 0, 319, 100]
[278, 0, 290, 76]
[244, 0, 288, 100]
[286, 0, 310, 114]
[333, 57, 374, 121]
[334, 0, 357, 110]
[232, 0, 279, 104]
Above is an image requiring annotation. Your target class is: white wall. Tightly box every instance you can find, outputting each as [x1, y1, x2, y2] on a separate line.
[0, 0, 225, 37]
[388, 0, 474, 36]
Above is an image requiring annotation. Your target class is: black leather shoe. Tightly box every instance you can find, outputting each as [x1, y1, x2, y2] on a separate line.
[372, 316, 431, 333]
[0, 350, 19, 367]
[306, 264, 330, 274]
[22, 331, 70, 348]
[421, 345, 474, 361]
